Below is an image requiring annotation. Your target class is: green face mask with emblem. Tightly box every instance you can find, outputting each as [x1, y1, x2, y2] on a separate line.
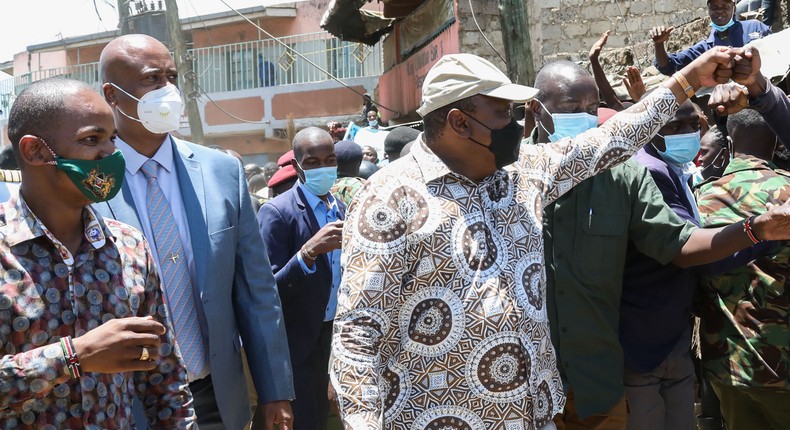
[41, 139, 126, 202]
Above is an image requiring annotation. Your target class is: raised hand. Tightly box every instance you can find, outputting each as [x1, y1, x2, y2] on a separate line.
[681, 46, 738, 90]
[622, 66, 646, 102]
[589, 31, 610, 61]
[731, 46, 767, 96]
[650, 26, 674, 44]
[71, 316, 165, 373]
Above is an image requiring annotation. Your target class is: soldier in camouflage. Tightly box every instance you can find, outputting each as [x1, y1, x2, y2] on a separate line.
[696, 108, 790, 429]
[330, 140, 366, 206]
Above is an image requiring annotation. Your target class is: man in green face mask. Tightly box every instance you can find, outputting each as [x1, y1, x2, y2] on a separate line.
[1, 77, 195, 426]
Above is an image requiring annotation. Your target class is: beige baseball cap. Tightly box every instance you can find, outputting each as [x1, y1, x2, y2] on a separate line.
[416, 53, 539, 117]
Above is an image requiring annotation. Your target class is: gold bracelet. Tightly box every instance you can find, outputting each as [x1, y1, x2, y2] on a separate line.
[672, 72, 695, 98]
[301, 245, 317, 261]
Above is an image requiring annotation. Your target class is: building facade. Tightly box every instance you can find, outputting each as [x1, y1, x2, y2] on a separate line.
[2, 1, 383, 164]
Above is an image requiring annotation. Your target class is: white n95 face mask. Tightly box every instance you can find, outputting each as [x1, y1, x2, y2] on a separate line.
[111, 83, 184, 134]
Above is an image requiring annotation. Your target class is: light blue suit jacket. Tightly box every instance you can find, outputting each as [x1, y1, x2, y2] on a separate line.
[94, 136, 294, 429]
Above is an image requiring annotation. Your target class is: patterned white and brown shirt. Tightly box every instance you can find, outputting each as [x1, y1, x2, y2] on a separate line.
[331, 87, 679, 430]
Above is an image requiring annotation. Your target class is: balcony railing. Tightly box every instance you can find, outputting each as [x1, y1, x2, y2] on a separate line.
[10, 32, 382, 96]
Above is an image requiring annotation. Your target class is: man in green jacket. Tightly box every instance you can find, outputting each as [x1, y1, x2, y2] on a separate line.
[528, 60, 779, 430]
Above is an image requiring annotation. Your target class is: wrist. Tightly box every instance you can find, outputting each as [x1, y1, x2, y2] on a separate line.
[745, 74, 768, 98]
[743, 215, 764, 244]
[60, 336, 82, 378]
[301, 245, 317, 262]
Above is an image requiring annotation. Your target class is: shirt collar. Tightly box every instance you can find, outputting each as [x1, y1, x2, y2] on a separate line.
[297, 180, 338, 212]
[410, 134, 456, 183]
[723, 155, 775, 175]
[116, 135, 174, 175]
[0, 193, 112, 256]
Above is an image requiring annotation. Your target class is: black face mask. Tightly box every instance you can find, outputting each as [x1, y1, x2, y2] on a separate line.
[460, 110, 524, 169]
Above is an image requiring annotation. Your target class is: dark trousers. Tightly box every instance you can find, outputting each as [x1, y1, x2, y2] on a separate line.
[190, 374, 226, 430]
[292, 321, 333, 430]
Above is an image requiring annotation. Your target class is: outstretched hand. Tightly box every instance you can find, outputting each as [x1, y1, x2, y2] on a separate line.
[730, 46, 767, 96]
[622, 66, 646, 102]
[589, 31, 610, 61]
[650, 26, 674, 43]
[681, 46, 739, 90]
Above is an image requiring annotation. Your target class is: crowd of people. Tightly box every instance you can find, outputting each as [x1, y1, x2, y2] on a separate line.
[0, 0, 789, 429]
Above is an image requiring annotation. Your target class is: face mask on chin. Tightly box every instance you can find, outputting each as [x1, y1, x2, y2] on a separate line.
[110, 83, 184, 134]
[459, 110, 525, 169]
[536, 100, 598, 142]
[655, 131, 701, 165]
[710, 17, 735, 32]
[40, 138, 126, 202]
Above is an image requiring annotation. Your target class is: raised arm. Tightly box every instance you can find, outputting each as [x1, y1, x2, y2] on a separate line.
[527, 46, 738, 205]
[589, 31, 625, 110]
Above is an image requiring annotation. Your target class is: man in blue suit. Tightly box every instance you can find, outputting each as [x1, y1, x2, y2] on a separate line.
[95, 34, 294, 430]
[258, 127, 345, 430]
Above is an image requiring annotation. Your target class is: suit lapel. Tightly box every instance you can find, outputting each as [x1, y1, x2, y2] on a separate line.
[171, 137, 210, 295]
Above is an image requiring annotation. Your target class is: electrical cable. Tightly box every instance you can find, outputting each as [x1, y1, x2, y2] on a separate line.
[188, 71, 272, 124]
[614, 0, 646, 70]
[468, 0, 506, 64]
[215, 0, 399, 115]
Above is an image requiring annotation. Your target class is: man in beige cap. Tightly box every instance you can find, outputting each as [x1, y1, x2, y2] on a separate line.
[329, 50, 746, 430]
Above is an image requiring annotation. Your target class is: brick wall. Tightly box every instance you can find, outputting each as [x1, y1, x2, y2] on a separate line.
[457, 0, 710, 78]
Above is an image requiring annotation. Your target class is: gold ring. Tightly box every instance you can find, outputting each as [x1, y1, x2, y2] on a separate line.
[140, 347, 150, 361]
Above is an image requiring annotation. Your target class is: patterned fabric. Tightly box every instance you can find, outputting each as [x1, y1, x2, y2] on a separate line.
[331, 176, 366, 207]
[0, 193, 195, 429]
[140, 159, 205, 376]
[330, 87, 679, 430]
[0, 170, 21, 183]
[696, 156, 790, 390]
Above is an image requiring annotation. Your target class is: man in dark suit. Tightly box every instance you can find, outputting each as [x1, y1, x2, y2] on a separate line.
[95, 34, 294, 430]
[258, 127, 345, 430]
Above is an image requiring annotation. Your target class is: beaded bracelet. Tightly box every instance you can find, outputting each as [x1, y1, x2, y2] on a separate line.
[743, 215, 763, 244]
[60, 336, 81, 379]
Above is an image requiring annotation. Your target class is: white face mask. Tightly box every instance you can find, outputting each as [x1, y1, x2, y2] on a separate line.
[111, 83, 184, 134]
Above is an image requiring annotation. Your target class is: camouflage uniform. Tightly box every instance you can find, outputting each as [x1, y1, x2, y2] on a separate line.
[696, 156, 790, 391]
[330, 176, 365, 207]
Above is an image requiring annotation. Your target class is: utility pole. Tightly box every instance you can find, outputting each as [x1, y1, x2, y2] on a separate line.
[117, 0, 131, 34]
[164, 0, 205, 143]
[498, 0, 535, 86]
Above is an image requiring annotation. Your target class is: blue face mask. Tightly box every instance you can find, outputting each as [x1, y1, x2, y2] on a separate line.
[299, 164, 338, 196]
[538, 101, 598, 142]
[657, 131, 701, 165]
[368, 120, 378, 127]
[710, 17, 735, 32]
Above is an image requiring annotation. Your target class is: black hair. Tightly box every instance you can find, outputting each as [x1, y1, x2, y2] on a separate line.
[384, 126, 420, 154]
[704, 126, 728, 148]
[726, 109, 768, 136]
[8, 78, 94, 164]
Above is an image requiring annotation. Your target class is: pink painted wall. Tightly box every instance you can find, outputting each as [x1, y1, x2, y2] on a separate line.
[13, 49, 68, 75]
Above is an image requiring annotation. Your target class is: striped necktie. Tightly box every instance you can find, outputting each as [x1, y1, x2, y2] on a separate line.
[139, 159, 206, 375]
